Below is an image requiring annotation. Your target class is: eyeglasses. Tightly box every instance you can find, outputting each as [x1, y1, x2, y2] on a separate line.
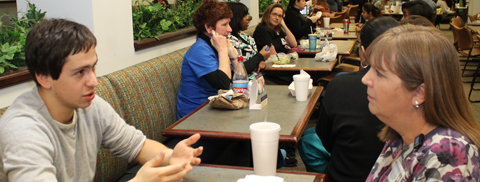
[270, 13, 283, 18]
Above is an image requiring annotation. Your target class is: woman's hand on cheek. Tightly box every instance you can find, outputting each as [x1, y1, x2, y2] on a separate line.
[210, 30, 228, 53]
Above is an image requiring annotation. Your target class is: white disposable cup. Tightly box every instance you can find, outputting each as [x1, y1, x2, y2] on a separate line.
[250, 122, 281, 176]
[323, 17, 330, 28]
[293, 74, 310, 101]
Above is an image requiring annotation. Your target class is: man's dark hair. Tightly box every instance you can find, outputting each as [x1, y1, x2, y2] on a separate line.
[400, 15, 434, 26]
[401, 0, 434, 23]
[25, 19, 97, 86]
[360, 16, 400, 49]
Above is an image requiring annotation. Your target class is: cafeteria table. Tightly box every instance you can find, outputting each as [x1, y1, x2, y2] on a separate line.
[162, 85, 323, 144]
[183, 164, 326, 182]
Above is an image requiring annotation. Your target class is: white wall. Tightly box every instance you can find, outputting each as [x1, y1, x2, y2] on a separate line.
[0, 0, 196, 108]
[0, 0, 258, 108]
[468, 0, 479, 22]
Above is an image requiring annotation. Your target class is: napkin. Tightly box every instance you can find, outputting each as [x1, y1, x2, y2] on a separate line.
[208, 89, 235, 100]
[272, 64, 296, 67]
[237, 175, 284, 182]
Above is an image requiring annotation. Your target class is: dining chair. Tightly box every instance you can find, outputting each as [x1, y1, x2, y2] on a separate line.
[469, 13, 478, 22]
[453, 25, 480, 72]
[451, 16, 465, 27]
[347, 4, 359, 23]
[330, 14, 345, 23]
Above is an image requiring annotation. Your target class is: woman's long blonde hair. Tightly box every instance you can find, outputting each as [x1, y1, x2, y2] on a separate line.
[366, 25, 480, 147]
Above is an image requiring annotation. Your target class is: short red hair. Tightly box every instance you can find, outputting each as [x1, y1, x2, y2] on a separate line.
[193, 0, 233, 33]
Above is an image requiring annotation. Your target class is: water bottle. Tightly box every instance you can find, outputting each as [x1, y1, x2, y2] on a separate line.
[232, 56, 248, 95]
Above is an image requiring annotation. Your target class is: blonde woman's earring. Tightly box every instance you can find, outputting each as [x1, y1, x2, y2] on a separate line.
[415, 101, 419, 108]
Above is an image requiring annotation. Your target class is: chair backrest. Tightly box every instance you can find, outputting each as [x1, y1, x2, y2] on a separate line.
[450, 23, 459, 46]
[451, 16, 465, 27]
[468, 13, 478, 22]
[330, 14, 345, 23]
[332, 8, 349, 20]
[453, 25, 473, 50]
[348, 4, 359, 17]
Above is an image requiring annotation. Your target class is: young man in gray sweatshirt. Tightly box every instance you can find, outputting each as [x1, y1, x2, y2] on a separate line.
[0, 19, 203, 182]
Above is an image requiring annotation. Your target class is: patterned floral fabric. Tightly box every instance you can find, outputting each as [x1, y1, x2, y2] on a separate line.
[228, 32, 258, 62]
[366, 127, 480, 182]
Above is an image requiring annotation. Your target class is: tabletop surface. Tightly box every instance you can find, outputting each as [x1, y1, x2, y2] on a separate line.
[183, 164, 325, 182]
[296, 40, 356, 55]
[162, 85, 322, 143]
[329, 23, 356, 32]
[469, 26, 480, 32]
[264, 57, 336, 71]
[469, 21, 480, 26]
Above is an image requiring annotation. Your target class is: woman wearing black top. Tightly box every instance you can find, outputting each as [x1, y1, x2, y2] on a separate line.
[227, 2, 272, 74]
[284, 0, 320, 44]
[253, 3, 297, 54]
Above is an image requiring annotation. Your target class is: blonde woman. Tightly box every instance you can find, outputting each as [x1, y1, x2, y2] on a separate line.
[363, 25, 480, 181]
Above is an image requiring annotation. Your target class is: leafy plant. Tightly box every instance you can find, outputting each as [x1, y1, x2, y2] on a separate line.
[0, 2, 45, 74]
[259, 0, 289, 14]
[132, 0, 202, 41]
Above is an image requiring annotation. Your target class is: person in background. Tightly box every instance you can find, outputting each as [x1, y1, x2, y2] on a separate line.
[363, 25, 480, 181]
[420, 0, 437, 12]
[299, 17, 399, 182]
[227, 2, 272, 74]
[176, 0, 238, 120]
[0, 18, 203, 182]
[311, 0, 331, 18]
[327, 0, 338, 12]
[355, 3, 381, 32]
[374, 0, 390, 14]
[401, 0, 434, 23]
[285, 0, 320, 44]
[253, 3, 297, 54]
[437, 0, 455, 15]
[350, 0, 367, 23]
[152, 0, 171, 8]
[400, 15, 434, 26]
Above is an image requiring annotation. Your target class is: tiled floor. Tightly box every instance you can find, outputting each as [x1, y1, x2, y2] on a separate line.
[279, 23, 480, 173]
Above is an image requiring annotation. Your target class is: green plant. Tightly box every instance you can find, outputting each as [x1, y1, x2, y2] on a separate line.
[259, 0, 289, 14]
[0, 2, 45, 74]
[132, 0, 202, 41]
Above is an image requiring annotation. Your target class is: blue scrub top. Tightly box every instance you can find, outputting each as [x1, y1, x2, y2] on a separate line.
[176, 37, 220, 120]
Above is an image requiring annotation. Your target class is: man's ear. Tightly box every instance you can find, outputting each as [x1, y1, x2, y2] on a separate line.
[36, 73, 52, 89]
[204, 24, 213, 34]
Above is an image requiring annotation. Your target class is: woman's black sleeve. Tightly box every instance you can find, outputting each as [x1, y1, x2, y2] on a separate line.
[203, 70, 231, 90]
[243, 53, 264, 74]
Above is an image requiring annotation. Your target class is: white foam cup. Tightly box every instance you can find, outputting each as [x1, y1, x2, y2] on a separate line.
[293, 74, 311, 101]
[250, 122, 281, 176]
[323, 17, 330, 28]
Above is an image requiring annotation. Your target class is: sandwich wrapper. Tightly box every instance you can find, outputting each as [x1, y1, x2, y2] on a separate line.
[288, 70, 313, 96]
[208, 89, 249, 109]
[237, 175, 284, 182]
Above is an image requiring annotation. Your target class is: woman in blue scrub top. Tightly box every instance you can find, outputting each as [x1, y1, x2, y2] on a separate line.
[176, 0, 238, 120]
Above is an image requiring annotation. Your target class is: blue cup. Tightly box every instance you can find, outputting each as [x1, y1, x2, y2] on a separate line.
[308, 34, 317, 51]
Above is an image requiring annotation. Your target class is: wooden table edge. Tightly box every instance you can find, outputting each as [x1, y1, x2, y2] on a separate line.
[197, 164, 327, 182]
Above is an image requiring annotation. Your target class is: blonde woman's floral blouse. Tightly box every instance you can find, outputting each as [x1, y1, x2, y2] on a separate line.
[366, 127, 479, 182]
